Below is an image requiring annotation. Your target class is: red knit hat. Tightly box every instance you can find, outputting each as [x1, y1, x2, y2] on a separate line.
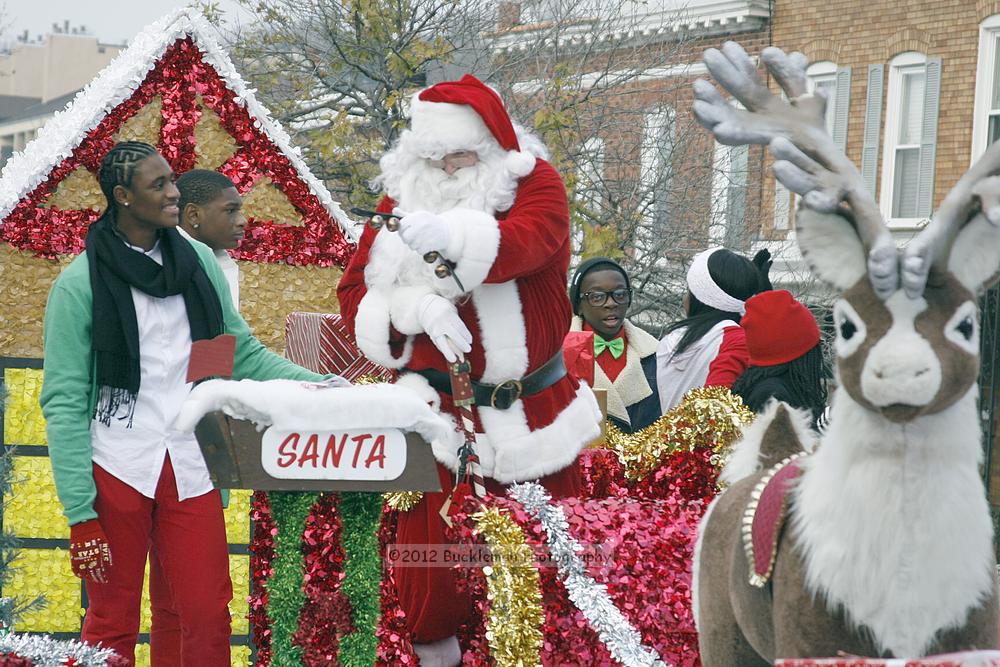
[741, 290, 820, 366]
[410, 74, 536, 177]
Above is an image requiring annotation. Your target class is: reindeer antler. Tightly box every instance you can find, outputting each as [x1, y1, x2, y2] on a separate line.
[694, 42, 899, 299]
[904, 139, 1000, 296]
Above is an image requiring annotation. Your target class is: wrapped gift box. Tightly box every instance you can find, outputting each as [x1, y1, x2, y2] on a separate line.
[285, 311, 394, 382]
[774, 650, 1000, 666]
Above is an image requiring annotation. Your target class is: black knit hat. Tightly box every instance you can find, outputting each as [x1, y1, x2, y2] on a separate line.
[569, 257, 630, 315]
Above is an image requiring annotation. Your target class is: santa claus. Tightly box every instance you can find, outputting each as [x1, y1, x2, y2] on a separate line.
[338, 74, 601, 665]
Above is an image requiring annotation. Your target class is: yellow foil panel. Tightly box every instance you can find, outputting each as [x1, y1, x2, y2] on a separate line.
[112, 96, 163, 146]
[230, 554, 250, 635]
[224, 489, 251, 544]
[240, 262, 341, 353]
[44, 166, 105, 212]
[242, 176, 303, 227]
[9, 548, 81, 633]
[4, 368, 46, 446]
[194, 96, 238, 170]
[6, 456, 65, 539]
[0, 244, 70, 358]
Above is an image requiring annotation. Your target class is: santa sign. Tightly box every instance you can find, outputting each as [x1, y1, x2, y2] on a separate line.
[262, 427, 407, 481]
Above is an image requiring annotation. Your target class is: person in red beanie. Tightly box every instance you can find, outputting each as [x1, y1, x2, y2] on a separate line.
[731, 289, 828, 427]
[337, 74, 601, 666]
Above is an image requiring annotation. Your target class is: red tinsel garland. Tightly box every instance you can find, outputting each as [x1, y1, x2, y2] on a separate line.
[293, 493, 352, 665]
[2, 37, 354, 268]
[249, 491, 276, 665]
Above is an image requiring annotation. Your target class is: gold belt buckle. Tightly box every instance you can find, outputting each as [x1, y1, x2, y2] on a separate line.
[490, 379, 523, 409]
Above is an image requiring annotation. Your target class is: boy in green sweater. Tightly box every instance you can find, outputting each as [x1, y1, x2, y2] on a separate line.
[40, 141, 333, 665]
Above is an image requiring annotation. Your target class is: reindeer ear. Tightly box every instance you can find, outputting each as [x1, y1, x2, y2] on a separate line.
[795, 205, 868, 291]
[948, 212, 1000, 292]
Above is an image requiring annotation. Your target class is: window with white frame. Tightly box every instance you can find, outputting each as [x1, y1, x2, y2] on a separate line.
[972, 15, 1000, 160]
[709, 142, 749, 247]
[639, 106, 675, 229]
[880, 51, 929, 223]
[807, 61, 838, 136]
[575, 136, 605, 209]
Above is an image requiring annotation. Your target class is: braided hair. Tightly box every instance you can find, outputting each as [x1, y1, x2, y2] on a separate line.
[97, 141, 159, 214]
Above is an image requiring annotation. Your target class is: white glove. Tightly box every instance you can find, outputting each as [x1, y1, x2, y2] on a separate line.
[417, 294, 472, 362]
[395, 208, 452, 255]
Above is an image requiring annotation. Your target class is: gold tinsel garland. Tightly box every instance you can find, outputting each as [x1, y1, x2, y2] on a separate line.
[242, 176, 303, 227]
[194, 96, 238, 169]
[472, 506, 544, 667]
[603, 385, 754, 481]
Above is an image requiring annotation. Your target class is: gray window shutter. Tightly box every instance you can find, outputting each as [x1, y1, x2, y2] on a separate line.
[832, 66, 852, 151]
[915, 57, 941, 218]
[861, 64, 884, 197]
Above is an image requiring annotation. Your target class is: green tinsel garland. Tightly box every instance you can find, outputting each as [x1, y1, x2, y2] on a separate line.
[267, 491, 319, 667]
[337, 491, 384, 666]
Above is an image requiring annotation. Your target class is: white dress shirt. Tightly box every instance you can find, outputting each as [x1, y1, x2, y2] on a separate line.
[89, 239, 214, 501]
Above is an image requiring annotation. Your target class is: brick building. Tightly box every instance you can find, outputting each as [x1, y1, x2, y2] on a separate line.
[766, 0, 1000, 507]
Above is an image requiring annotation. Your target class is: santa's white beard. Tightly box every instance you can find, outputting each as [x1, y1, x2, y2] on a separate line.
[394, 157, 511, 214]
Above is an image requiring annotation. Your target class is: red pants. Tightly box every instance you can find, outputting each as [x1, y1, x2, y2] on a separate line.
[395, 459, 581, 643]
[83, 456, 232, 666]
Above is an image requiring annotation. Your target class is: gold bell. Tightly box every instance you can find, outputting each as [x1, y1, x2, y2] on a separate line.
[423, 251, 440, 263]
[435, 263, 453, 278]
[368, 215, 384, 230]
[385, 216, 401, 232]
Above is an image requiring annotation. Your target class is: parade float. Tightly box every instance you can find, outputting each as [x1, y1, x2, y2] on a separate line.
[0, 8, 353, 664]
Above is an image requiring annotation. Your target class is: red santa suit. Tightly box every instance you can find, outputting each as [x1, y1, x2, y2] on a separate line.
[337, 75, 601, 657]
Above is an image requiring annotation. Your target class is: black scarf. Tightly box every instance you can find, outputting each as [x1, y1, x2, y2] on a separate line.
[86, 214, 224, 426]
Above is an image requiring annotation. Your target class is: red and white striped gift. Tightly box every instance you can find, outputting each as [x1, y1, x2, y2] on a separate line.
[284, 312, 394, 382]
[774, 650, 1000, 667]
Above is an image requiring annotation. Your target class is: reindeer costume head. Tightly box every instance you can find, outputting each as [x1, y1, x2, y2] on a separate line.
[692, 42, 1000, 664]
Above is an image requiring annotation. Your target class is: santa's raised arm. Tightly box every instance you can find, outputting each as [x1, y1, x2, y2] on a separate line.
[337, 74, 601, 665]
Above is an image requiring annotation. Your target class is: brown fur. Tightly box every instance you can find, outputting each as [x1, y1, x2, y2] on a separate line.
[836, 275, 979, 421]
[700, 466, 1000, 663]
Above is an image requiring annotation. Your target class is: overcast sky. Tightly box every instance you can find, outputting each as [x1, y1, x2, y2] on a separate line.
[3, 1, 249, 46]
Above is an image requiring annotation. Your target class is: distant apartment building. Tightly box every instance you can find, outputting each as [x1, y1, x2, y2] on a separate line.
[0, 23, 123, 167]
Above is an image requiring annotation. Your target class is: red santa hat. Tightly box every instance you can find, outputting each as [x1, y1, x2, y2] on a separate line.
[741, 290, 820, 366]
[409, 74, 537, 177]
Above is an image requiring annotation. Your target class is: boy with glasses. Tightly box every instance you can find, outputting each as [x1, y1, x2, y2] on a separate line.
[566, 257, 662, 433]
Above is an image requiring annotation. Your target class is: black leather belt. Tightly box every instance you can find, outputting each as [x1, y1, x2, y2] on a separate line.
[409, 351, 567, 410]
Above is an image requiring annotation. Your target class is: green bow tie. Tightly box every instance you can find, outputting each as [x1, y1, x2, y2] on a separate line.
[594, 334, 625, 359]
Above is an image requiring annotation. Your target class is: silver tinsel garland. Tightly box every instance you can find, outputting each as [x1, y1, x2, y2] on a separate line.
[509, 482, 670, 667]
[0, 634, 120, 666]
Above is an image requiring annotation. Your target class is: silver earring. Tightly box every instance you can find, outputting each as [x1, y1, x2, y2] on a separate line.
[123, 202, 130, 207]
[192, 223, 199, 228]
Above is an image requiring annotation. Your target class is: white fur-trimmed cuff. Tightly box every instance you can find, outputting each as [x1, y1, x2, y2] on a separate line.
[437, 208, 501, 297]
[387, 284, 437, 335]
[354, 290, 414, 369]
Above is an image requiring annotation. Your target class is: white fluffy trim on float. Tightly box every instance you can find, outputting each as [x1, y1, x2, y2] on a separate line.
[174, 377, 453, 445]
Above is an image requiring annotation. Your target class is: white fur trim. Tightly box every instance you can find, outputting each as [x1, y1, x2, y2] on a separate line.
[505, 149, 537, 178]
[718, 400, 815, 485]
[949, 211, 1000, 293]
[0, 8, 354, 241]
[478, 382, 601, 482]
[354, 290, 414, 369]
[472, 283, 529, 382]
[687, 247, 746, 315]
[792, 385, 995, 658]
[400, 372, 599, 482]
[409, 95, 493, 156]
[795, 206, 868, 292]
[437, 208, 501, 297]
[412, 635, 462, 667]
